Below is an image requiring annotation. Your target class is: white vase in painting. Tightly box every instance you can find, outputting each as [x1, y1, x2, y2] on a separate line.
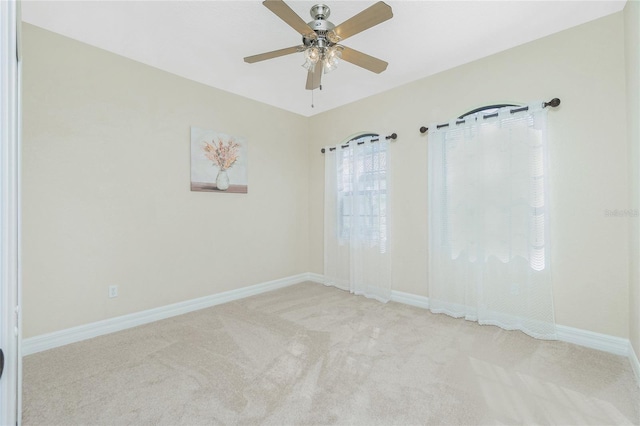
[216, 169, 230, 190]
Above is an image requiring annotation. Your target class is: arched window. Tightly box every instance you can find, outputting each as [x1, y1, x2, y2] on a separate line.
[335, 133, 387, 247]
[323, 132, 392, 301]
[427, 102, 554, 338]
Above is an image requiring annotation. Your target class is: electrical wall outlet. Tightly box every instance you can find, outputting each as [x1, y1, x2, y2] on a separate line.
[108, 285, 118, 298]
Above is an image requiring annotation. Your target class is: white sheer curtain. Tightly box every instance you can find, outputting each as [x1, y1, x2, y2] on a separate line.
[324, 135, 392, 302]
[427, 102, 556, 339]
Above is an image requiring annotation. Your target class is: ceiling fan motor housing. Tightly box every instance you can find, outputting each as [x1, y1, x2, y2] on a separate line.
[303, 4, 337, 48]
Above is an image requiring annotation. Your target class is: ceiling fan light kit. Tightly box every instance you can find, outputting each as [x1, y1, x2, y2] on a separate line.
[244, 0, 393, 91]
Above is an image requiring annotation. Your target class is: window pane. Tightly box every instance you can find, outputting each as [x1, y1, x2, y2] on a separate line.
[336, 134, 387, 248]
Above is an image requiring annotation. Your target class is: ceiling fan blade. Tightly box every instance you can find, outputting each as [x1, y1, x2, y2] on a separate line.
[305, 61, 323, 90]
[332, 1, 393, 42]
[340, 46, 388, 74]
[244, 46, 301, 64]
[263, 0, 316, 38]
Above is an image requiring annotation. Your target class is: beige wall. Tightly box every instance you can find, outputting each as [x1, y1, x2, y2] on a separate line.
[625, 0, 640, 357]
[309, 13, 630, 338]
[22, 24, 310, 338]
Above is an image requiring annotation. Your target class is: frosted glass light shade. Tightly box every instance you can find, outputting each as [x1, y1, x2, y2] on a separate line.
[302, 47, 320, 71]
[324, 47, 342, 74]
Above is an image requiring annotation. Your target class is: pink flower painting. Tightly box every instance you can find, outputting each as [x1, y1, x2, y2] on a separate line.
[190, 127, 248, 193]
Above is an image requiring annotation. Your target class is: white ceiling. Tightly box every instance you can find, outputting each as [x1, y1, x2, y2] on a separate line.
[22, 0, 626, 117]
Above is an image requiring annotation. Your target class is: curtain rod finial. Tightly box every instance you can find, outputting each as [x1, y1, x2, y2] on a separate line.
[545, 98, 561, 108]
[420, 126, 428, 134]
[386, 133, 397, 140]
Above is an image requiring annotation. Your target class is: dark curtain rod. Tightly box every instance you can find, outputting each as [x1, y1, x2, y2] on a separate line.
[320, 133, 397, 153]
[419, 98, 560, 134]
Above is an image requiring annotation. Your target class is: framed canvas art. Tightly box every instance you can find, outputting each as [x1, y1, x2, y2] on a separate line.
[190, 127, 248, 193]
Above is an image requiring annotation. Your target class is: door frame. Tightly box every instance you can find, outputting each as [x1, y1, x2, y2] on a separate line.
[0, 0, 21, 424]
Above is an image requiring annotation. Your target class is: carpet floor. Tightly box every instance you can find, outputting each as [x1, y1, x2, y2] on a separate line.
[23, 282, 640, 425]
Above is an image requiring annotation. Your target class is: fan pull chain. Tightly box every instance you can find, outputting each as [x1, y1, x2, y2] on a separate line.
[310, 84, 323, 108]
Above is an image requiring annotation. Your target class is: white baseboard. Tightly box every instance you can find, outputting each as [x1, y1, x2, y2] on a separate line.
[307, 272, 325, 284]
[391, 290, 430, 309]
[22, 272, 638, 385]
[22, 273, 311, 356]
[388, 280, 633, 359]
[556, 325, 629, 356]
[630, 342, 640, 388]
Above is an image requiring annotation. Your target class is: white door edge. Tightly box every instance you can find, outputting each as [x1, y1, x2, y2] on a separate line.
[0, 1, 21, 425]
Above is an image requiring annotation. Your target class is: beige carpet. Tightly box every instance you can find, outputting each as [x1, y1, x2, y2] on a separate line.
[23, 282, 640, 425]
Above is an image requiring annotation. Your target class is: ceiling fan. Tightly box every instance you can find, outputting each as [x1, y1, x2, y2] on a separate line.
[244, 0, 393, 91]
